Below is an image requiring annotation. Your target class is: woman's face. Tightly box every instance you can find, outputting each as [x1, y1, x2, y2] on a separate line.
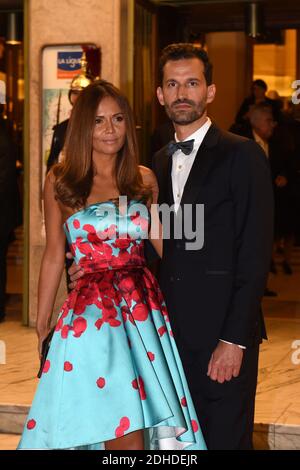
[92, 96, 126, 157]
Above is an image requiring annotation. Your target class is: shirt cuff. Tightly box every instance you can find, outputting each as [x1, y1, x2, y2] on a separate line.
[219, 339, 246, 350]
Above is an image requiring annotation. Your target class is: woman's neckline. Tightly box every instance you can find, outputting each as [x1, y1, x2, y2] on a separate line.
[63, 197, 139, 226]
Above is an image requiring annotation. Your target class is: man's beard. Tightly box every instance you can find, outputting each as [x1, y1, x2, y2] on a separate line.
[165, 98, 207, 125]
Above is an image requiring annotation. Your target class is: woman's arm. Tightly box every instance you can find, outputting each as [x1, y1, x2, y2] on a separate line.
[36, 172, 66, 353]
[139, 166, 162, 258]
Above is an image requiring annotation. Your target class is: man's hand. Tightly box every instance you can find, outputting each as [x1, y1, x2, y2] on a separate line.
[66, 252, 84, 290]
[275, 175, 287, 188]
[207, 341, 244, 384]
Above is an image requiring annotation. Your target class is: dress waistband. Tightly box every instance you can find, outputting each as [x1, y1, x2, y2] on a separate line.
[78, 260, 146, 275]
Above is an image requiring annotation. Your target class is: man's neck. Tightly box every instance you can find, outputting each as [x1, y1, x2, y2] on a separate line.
[253, 128, 267, 143]
[174, 113, 208, 141]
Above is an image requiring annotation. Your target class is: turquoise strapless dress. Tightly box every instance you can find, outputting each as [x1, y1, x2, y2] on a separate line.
[17, 199, 206, 450]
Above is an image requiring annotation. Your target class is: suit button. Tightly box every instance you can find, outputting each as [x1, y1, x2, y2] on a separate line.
[176, 277, 181, 281]
[176, 242, 181, 249]
[170, 276, 174, 282]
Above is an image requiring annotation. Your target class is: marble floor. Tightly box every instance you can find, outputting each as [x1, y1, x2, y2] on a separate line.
[0, 242, 300, 450]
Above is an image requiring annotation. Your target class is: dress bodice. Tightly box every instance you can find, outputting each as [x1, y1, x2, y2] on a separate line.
[64, 199, 149, 273]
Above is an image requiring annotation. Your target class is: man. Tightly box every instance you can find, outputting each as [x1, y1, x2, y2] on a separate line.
[0, 111, 21, 322]
[68, 44, 274, 449]
[234, 78, 282, 126]
[46, 52, 94, 172]
[151, 44, 273, 450]
[237, 103, 294, 277]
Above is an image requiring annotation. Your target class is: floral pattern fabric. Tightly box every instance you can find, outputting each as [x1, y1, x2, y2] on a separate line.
[17, 200, 206, 450]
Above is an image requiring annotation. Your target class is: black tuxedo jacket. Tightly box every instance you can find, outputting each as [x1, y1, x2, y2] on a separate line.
[0, 120, 22, 236]
[46, 119, 69, 173]
[152, 123, 273, 351]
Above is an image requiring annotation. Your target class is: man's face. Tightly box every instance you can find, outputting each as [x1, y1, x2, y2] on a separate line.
[157, 58, 215, 126]
[69, 90, 81, 106]
[252, 84, 266, 101]
[253, 111, 275, 140]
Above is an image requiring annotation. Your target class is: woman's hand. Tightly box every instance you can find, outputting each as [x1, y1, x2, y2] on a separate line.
[66, 252, 85, 289]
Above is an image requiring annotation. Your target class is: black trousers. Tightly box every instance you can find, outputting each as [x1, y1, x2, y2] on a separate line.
[0, 232, 10, 316]
[176, 337, 260, 450]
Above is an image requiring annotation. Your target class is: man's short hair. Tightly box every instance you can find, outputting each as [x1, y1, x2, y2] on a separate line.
[252, 79, 268, 91]
[249, 103, 273, 124]
[159, 43, 213, 86]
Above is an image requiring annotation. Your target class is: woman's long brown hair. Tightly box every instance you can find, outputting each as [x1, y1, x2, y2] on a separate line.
[53, 79, 151, 209]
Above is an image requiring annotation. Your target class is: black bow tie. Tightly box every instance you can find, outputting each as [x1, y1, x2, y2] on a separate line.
[167, 139, 195, 157]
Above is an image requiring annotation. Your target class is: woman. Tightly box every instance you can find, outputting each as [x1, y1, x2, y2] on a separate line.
[17, 80, 206, 450]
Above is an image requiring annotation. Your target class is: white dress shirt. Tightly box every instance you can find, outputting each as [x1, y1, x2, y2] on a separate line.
[171, 117, 212, 213]
[170, 117, 245, 350]
[253, 129, 269, 158]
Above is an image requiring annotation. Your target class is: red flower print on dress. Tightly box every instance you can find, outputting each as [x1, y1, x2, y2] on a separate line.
[72, 317, 87, 338]
[132, 376, 146, 400]
[120, 417, 130, 430]
[83, 223, 117, 245]
[129, 244, 144, 264]
[181, 397, 187, 407]
[27, 419, 36, 430]
[115, 426, 125, 438]
[43, 360, 50, 374]
[146, 290, 161, 312]
[118, 275, 135, 295]
[131, 288, 142, 304]
[73, 219, 80, 229]
[115, 417, 130, 438]
[97, 224, 118, 241]
[132, 302, 149, 322]
[112, 249, 131, 266]
[61, 324, 71, 339]
[147, 352, 155, 362]
[96, 377, 106, 389]
[102, 297, 114, 309]
[113, 238, 131, 250]
[64, 361, 73, 372]
[191, 420, 199, 433]
[95, 318, 103, 330]
[73, 286, 101, 315]
[161, 305, 170, 323]
[98, 277, 115, 296]
[95, 298, 121, 330]
[158, 326, 167, 337]
[130, 212, 148, 231]
[55, 317, 63, 332]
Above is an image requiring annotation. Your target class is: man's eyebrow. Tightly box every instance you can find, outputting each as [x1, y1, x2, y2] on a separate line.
[165, 77, 201, 82]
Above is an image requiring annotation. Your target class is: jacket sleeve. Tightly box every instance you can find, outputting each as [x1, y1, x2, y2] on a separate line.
[220, 139, 274, 346]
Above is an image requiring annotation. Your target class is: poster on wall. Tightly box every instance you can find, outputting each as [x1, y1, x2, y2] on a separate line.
[41, 44, 101, 185]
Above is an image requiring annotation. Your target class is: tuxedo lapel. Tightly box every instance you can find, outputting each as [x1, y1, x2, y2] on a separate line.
[180, 123, 221, 207]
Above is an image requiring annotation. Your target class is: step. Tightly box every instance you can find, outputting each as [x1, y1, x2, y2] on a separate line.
[0, 402, 299, 449]
[0, 433, 21, 450]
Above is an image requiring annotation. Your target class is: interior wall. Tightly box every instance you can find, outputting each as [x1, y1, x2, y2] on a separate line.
[26, 0, 122, 327]
[254, 29, 297, 97]
[205, 31, 251, 130]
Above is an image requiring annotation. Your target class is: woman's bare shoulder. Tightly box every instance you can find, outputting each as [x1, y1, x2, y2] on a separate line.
[138, 165, 157, 186]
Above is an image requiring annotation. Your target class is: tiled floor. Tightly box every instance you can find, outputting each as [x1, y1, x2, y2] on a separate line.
[0, 239, 300, 450]
[0, 434, 21, 450]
